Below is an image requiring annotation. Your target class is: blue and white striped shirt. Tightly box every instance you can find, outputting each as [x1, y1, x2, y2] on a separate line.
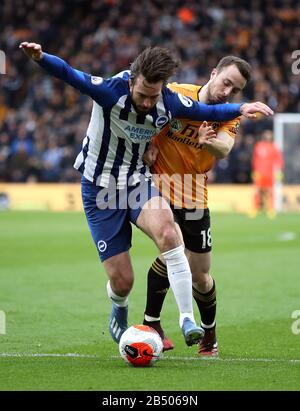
[38, 53, 241, 188]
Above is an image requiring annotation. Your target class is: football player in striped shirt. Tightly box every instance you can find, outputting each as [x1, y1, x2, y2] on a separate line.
[142, 56, 258, 356]
[20, 43, 273, 347]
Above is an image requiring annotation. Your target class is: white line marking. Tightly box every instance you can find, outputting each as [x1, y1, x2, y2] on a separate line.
[161, 356, 300, 364]
[0, 353, 97, 358]
[118, 355, 300, 364]
[1, 353, 299, 364]
[277, 232, 297, 241]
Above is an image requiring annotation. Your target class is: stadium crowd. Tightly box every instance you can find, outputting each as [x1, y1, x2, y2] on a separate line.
[0, 0, 298, 183]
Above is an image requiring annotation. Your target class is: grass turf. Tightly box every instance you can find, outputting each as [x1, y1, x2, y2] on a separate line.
[0, 211, 299, 391]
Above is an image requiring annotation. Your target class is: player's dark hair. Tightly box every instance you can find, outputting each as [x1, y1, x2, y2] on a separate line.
[216, 56, 252, 83]
[130, 47, 180, 85]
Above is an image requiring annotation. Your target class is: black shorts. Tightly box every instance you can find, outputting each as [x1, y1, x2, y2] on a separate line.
[171, 207, 211, 253]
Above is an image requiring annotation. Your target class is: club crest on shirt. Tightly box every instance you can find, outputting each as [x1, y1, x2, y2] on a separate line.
[170, 119, 182, 132]
[155, 115, 169, 128]
[229, 122, 240, 134]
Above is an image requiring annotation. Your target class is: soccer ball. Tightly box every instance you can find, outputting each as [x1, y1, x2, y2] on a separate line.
[119, 325, 163, 367]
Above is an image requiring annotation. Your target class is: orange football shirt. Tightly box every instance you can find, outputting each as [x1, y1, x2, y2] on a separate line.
[252, 140, 284, 188]
[151, 82, 240, 208]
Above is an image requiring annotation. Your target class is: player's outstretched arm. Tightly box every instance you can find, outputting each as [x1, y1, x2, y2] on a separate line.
[19, 42, 107, 102]
[167, 90, 274, 122]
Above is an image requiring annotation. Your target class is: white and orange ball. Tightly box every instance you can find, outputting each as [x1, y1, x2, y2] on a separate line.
[119, 325, 163, 367]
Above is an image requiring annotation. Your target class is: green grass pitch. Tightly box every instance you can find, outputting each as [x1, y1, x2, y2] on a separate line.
[0, 210, 299, 391]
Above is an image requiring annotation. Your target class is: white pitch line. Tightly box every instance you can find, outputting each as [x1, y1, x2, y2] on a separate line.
[277, 232, 297, 241]
[161, 356, 300, 364]
[0, 353, 97, 358]
[113, 355, 300, 364]
[0, 353, 299, 364]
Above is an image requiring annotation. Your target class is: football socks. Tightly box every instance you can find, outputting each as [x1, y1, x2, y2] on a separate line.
[192, 279, 216, 328]
[106, 281, 128, 307]
[144, 257, 169, 319]
[162, 245, 195, 327]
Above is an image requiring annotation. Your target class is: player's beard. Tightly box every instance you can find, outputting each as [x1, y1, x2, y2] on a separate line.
[131, 100, 152, 116]
[206, 84, 226, 105]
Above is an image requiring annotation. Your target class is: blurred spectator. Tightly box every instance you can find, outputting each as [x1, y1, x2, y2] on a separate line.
[0, 0, 299, 183]
[11, 124, 34, 156]
[41, 138, 64, 182]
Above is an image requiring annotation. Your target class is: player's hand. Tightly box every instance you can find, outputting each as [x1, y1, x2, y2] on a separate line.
[143, 143, 159, 167]
[19, 42, 43, 61]
[240, 102, 274, 119]
[198, 121, 217, 145]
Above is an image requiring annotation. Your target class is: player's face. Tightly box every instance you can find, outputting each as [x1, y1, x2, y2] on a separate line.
[129, 75, 163, 115]
[207, 65, 247, 104]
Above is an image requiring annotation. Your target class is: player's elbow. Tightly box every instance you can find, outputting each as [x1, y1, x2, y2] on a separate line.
[215, 145, 231, 159]
[214, 137, 233, 159]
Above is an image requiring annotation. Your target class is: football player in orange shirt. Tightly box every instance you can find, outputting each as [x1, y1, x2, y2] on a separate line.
[251, 130, 284, 218]
[142, 56, 253, 356]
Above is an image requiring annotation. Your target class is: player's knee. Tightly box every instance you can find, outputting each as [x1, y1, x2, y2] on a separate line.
[113, 281, 133, 297]
[157, 221, 179, 250]
[192, 273, 212, 292]
[110, 274, 134, 296]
